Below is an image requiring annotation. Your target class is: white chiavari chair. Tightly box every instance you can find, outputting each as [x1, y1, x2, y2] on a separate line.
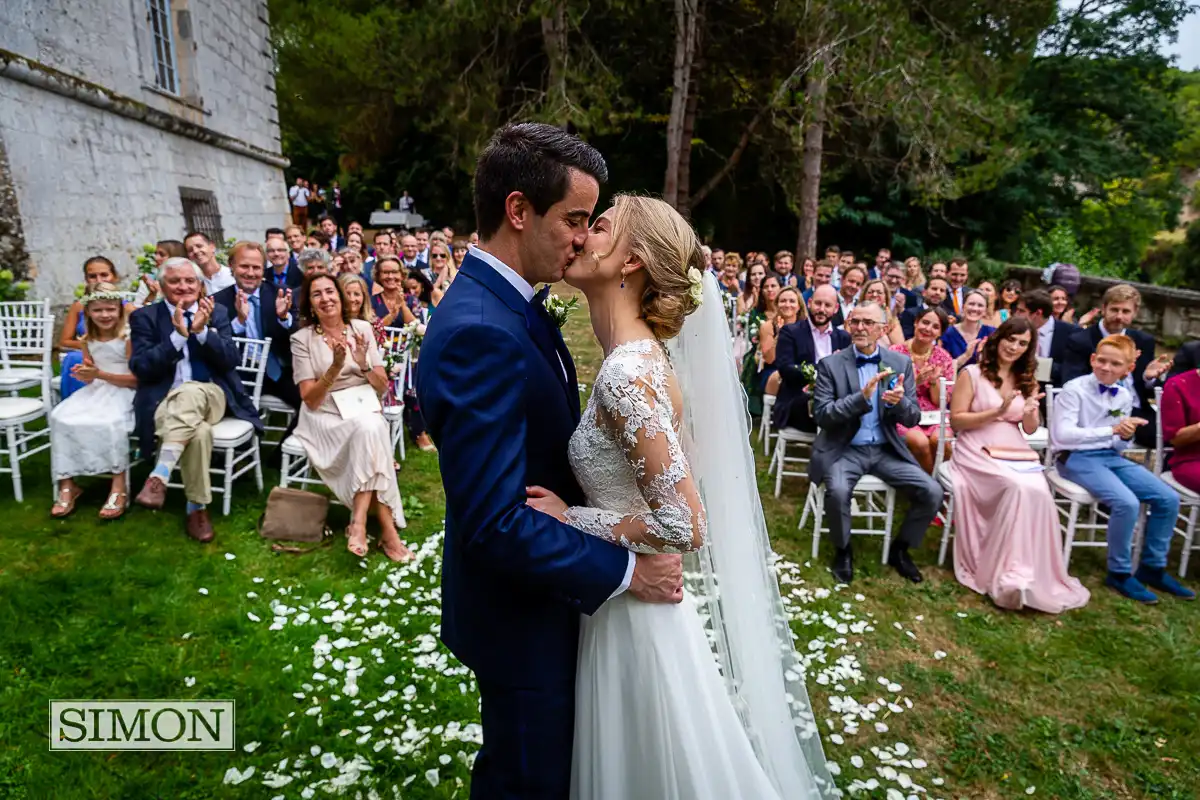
[0, 300, 52, 396]
[381, 325, 412, 462]
[932, 378, 958, 565]
[0, 315, 54, 500]
[759, 393, 777, 456]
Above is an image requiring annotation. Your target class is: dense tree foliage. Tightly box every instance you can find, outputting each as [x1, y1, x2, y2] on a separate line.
[270, 0, 1197, 278]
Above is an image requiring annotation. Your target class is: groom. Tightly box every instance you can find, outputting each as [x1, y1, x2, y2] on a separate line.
[417, 123, 684, 799]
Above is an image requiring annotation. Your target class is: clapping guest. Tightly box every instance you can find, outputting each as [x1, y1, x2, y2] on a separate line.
[943, 290, 994, 370]
[1051, 284, 1099, 327]
[211, 241, 301, 411]
[60, 256, 122, 400]
[758, 284, 805, 399]
[405, 269, 437, 319]
[291, 273, 413, 561]
[718, 253, 743, 298]
[738, 261, 766, 315]
[370, 256, 417, 326]
[1161, 345, 1200, 494]
[49, 283, 138, 520]
[428, 242, 455, 304]
[899, 277, 950, 340]
[799, 257, 816, 291]
[774, 251, 798, 288]
[948, 317, 1089, 612]
[130, 257, 264, 542]
[890, 307, 954, 473]
[810, 302, 942, 583]
[1052, 334, 1190, 603]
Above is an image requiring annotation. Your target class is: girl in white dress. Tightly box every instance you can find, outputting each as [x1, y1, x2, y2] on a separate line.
[526, 196, 838, 799]
[50, 283, 138, 520]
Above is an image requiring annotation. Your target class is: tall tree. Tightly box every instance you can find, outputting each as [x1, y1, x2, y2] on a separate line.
[663, 0, 703, 215]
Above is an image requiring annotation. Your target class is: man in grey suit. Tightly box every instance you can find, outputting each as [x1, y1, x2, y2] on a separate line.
[810, 302, 942, 584]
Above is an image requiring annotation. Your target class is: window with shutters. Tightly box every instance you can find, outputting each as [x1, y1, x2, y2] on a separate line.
[179, 188, 224, 243]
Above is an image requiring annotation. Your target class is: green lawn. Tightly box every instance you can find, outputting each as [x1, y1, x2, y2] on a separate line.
[1, 295, 1197, 799]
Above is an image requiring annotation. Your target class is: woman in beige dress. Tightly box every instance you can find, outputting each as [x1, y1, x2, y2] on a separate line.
[291, 272, 412, 560]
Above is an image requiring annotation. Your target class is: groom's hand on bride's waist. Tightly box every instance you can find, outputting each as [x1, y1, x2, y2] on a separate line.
[629, 554, 684, 604]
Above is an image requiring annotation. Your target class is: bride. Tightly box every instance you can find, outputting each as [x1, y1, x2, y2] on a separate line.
[525, 195, 839, 799]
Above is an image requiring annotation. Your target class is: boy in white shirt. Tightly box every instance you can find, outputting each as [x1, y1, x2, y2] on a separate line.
[1051, 334, 1190, 603]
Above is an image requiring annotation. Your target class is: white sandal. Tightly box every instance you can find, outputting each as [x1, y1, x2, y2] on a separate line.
[99, 491, 128, 520]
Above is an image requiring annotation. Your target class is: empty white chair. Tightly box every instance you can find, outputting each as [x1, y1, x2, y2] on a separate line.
[258, 393, 296, 444]
[770, 426, 816, 497]
[0, 299, 52, 396]
[0, 315, 54, 500]
[1152, 386, 1200, 576]
[165, 336, 268, 515]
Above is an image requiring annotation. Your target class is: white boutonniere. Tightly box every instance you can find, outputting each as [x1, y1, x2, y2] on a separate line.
[544, 294, 580, 328]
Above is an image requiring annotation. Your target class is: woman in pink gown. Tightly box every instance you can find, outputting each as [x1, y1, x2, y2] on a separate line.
[948, 317, 1090, 613]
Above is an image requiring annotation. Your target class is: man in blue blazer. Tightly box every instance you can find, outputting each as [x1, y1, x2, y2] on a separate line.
[772, 284, 850, 432]
[130, 257, 263, 542]
[417, 123, 683, 800]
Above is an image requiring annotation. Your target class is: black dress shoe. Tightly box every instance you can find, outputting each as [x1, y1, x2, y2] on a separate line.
[831, 547, 853, 584]
[887, 544, 924, 583]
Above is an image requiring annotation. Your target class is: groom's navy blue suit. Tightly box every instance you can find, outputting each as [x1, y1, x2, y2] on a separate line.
[417, 251, 630, 799]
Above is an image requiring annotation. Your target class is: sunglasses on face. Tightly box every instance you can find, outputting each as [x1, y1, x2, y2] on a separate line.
[431, 254, 448, 260]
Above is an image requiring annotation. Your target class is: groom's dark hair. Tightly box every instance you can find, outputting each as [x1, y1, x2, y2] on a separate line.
[474, 123, 608, 240]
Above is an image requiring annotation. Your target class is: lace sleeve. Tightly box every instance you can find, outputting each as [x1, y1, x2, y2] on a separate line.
[563, 358, 707, 554]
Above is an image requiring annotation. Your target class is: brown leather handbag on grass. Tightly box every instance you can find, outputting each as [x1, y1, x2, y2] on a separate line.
[257, 487, 333, 553]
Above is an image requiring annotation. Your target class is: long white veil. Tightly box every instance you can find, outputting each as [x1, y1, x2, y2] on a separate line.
[666, 272, 840, 799]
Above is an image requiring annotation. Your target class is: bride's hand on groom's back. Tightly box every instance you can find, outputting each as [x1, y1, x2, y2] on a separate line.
[630, 554, 684, 604]
[526, 486, 568, 522]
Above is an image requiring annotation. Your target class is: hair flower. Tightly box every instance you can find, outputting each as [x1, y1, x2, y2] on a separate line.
[686, 267, 705, 307]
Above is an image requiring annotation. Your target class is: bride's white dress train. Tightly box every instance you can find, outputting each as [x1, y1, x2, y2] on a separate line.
[564, 337, 835, 799]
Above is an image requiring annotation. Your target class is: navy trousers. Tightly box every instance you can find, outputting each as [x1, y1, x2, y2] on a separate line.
[472, 679, 575, 799]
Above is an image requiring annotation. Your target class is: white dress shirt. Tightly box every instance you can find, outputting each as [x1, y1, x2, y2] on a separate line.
[203, 265, 236, 296]
[470, 246, 636, 597]
[1050, 373, 1130, 454]
[810, 320, 834, 362]
[838, 293, 857, 321]
[164, 301, 210, 389]
[1037, 315, 1055, 359]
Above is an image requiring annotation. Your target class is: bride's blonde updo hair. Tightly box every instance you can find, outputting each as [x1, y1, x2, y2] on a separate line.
[608, 194, 705, 340]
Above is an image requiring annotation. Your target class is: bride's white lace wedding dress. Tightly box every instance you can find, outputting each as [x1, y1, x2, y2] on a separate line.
[564, 338, 832, 799]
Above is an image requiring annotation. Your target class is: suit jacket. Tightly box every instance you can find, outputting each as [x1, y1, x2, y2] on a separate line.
[898, 302, 928, 340]
[1168, 340, 1200, 380]
[772, 320, 850, 431]
[1061, 324, 1158, 442]
[1044, 319, 1080, 387]
[211, 284, 298, 385]
[941, 286, 968, 318]
[265, 263, 304, 291]
[809, 346, 921, 485]
[128, 302, 263, 458]
[416, 252, 628, 687]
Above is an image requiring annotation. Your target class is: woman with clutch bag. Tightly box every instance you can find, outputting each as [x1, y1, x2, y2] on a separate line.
[291, 272, 412, 561]
[948, 316, 1089, 612]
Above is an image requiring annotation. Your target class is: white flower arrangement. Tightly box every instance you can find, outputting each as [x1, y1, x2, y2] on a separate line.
[686, 267, 705, 307]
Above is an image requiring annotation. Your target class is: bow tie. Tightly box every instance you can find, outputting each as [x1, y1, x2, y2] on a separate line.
[1098, 384, 1119, 397]
[855, 354, 881, 367]
[532, 284, 551, 307]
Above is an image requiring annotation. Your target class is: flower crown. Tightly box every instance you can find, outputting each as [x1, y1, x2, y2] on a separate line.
[82, 289, 126, 305]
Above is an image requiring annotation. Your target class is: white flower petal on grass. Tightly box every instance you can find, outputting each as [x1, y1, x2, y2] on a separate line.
[243, 741, 260, 753]
[1026, 787, 1036, 795]
[184, 676, 196, 688]
[247, 613, 261, 623]
[197, 588, 208, 595]
[425, 768, 440, 787]
[222, 766, 254, 785]
[933, 650, 947, 660]
[224, 552, 236, 560]
[181, 632, 192, 639]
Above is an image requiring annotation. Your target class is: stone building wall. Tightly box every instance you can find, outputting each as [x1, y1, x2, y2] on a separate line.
[0, 0, 288, 305]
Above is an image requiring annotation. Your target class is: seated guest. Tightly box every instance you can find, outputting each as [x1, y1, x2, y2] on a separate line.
[1052, 334, 1190, 603]
[49, 283, 138, 519]
[754, 281, 797, 399]
[810, 302, 942, 583]
[185, 231, 236, 295]
[801, 259, 835, 302]
[1013, 288, 1078, 387]
[738, 260, 766, 315]
[134, 239, 187, 306]
[406, 269, 437, 318]
[1161, 345, 1200, 494]
[1061, 284, 1171, 447]
[717, 253, 743, 298]
[831, 265, 866, 327]
[899, 277, 950, 340]
[264, 233, 304, 290]
[371, 256, 418, 326]
[285, 225, 307, 265]
[860, 279, 905, 347]
[452, 241, 469, 268]
[882, 261, 918, 315]
[291, 273, 413, 560]
[60, 256, 122, 400]
[297, 247, 331, 276]
[942, 290, 994, 370]
[903, 257, 926, 293]
[798, 256, 816, 291]
[770, 285, 847, 432]
[976, 280, 1006, 328]
[774, 251, 798, 288]
[305, 230, 331, 252]
[428, 241, 456, 304]
[948, 317, 1090, 612]
[890, 307, 954, 473]
[211, 241, 301, 411]
[999, 280, 1022, 320]
[130, 257, 264, 541]
[1049, 284, 1098, 326]
[928, 261, 948, 282]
